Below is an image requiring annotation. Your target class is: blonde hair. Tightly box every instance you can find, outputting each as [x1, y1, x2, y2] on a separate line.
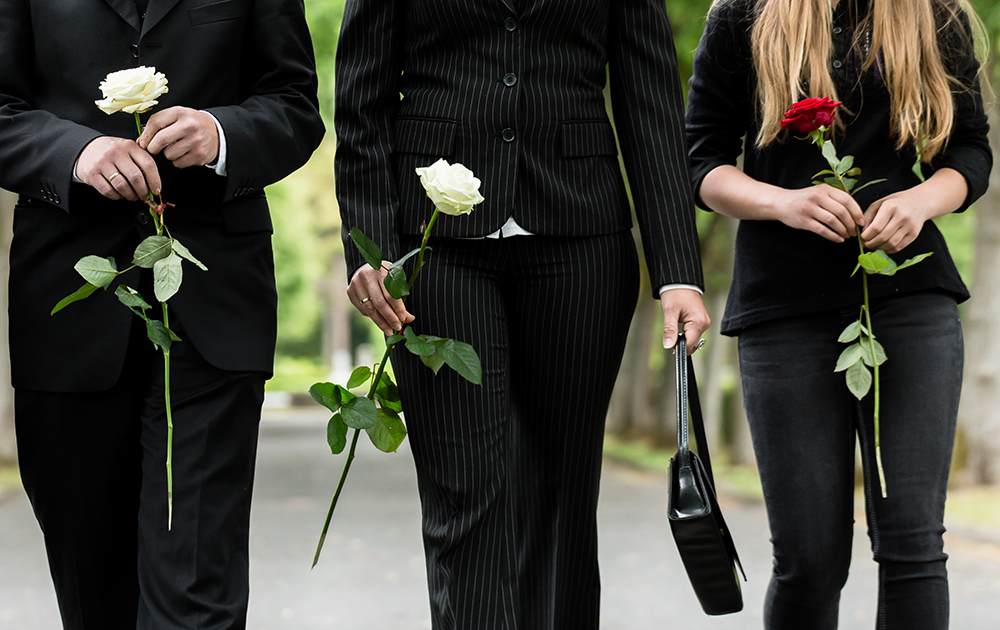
[725, 0, 986, 161]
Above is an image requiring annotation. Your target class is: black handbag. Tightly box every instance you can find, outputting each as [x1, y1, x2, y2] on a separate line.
[667, 337, 746, 615]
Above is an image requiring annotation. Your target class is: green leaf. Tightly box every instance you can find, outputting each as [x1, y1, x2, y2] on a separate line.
[823, 176, 844, 189]
[171, 240, 208, 271]
[840, 177, 857, 191]
[347, 366, 372, 389]
[845, 361, 872, 399]
[858, 251, 891, 274]
[115, 285, 151, 312]
[821, 139, 841, 172]
[912, 159, 926, 183]
[389, 247, 425, 270]
[859, 337, 888, 366]
[851, 262, 861, 277]
[851, 178, 887, 195]
[327, 413, 348, 455]
[404, 327, 436, 357]
[846, 167, 861, 177]
[891, 252, 933, 275]
[51, 282, 99, 315]
[153, 253, 183, 302]
[838, 321, 863, 343]
[342, 396, 378, 429]
[350, 228, 383, 271]
[383, 266, 410, 300]
[812, 169, 836, 179]
[376, 374, 403, 412]
[366, 408, 407, 453]
[836, 155, 855, 175]
[309, 382, 343, 412]
[133, 236, 172, 268]
[74, 255, 118, 288]
[834, 343, 864, 372]
[439, 339, 483, 385]
[420, 352, 446, 374]
[146, 319, 174, 353]
[385, 333, 405, 346]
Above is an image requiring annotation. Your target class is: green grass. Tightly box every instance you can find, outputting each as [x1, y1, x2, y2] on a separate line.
[0, 465, 21, 495]
[266, 356, 330, 394]
[945, 485, 1000, 530]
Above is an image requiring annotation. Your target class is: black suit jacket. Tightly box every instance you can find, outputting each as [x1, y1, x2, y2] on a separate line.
[335, 0, 704, 292]
[0, 0, 325, 392]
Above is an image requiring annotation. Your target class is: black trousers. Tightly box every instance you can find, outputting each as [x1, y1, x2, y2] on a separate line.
[392, 232, 639, 630]
[15, 312, 266, 630]
[738, 291, 962, 630]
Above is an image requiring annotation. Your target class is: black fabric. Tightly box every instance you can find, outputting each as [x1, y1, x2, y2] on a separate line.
[391, 233, 639, 630]
[16, 312, 267, 630]
[685, 0, 991, 335]
[0, 0, 325, 391]
[335, 0, 704, 296]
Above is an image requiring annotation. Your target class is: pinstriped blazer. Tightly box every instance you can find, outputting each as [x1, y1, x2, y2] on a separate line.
[335, 0, 704, 292]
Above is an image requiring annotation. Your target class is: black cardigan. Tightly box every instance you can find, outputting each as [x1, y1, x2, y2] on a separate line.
[686, 0, 991, 335]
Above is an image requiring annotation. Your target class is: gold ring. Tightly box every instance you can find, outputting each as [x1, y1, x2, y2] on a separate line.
[360, 297, 371, 304]
[108, 172, 121, 182]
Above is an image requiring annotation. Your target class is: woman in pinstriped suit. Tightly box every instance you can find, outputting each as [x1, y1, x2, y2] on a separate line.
[335, 1, 709, 628]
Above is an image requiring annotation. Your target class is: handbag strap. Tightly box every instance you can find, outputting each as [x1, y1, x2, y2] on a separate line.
[674, 337, 716, 487]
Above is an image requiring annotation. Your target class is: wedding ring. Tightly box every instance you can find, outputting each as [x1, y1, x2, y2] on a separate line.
[108, 172, 121, 182]
[360, 297, 371, 304]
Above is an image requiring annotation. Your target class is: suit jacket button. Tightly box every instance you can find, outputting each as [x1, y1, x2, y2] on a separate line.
[131, 43, 139, 58]
[505, 17, 517, 31]
[503, 73, 517, 87]
[137, 211, 150, 225]
[502, 128, 516, 142]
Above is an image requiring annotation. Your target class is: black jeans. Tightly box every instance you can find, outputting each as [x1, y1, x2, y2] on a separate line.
[738, 291, 963, 630]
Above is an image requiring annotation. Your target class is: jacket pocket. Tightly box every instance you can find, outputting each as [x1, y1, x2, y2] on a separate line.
[559, 120, 618, 158]
[189, 0, 247, 26]
[222, 198, 272, 234]
[394, 118, 458, 156]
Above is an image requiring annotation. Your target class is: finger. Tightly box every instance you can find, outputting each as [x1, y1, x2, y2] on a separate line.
[138, 107, 180, 152]
[807, 219, 846, 243]
[813, 197, 853, 238]
[163, 140, 192, 165]
[106, 167, 139, 201]
[114, 159, 150, 200]
[662, 306, 680, 350]
[827, 187, 865, 227]
[129, 145, 162, 195]
[861, 200, 893, 242]
[366, 281, 403, 333]
[91, 173, 124, 201]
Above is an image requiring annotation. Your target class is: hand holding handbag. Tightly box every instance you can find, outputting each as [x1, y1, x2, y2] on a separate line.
[667, 337, 746, 615]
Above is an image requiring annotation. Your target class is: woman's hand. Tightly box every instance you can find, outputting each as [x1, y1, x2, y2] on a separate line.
[770, 184, 865, 242]
[861, 168, 968, 253]
[347, 263, 415, 336]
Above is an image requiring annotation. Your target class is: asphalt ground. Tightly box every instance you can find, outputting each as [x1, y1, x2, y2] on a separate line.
[2, 406, 998, 629]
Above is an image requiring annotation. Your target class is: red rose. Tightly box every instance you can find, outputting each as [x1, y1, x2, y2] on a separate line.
[780, 97, 842, 134]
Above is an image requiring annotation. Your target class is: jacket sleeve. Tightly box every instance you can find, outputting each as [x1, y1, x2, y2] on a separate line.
[607, 0, 705, 296]
[0, 0, 102, 211]
[930, 8, 992, 212]
[205, 0, 325, 203]
[334, 0, 404, 277]
[684, 0, 755, 212]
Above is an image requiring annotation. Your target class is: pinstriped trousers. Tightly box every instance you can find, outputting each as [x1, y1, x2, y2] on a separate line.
[392, 232, 639, 630]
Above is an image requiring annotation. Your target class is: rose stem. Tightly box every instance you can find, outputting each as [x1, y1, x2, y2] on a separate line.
[857, 234, 887, 498]
[162, 302, 174, 529]
[313, 210, 440, 567]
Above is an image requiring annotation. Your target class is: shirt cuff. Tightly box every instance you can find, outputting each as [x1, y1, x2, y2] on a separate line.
[659, 284, 704, 296]
[202, 111, 227, 176]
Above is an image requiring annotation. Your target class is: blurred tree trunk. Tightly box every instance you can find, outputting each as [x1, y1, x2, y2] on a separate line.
[0, 190, 16, 464]
[959, 99, 1000, 484]
[607, 267, 657, 438]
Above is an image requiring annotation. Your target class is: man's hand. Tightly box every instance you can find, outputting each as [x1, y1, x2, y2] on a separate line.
[660, 288, 711, 356]
[138, 106, 219, 169]
[347, 263, 415, 336]
[76, 136, 161, 201]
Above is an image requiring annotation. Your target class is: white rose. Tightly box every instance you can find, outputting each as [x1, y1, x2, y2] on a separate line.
[95, 66, 169, 115]
[415, 159, 485, 216]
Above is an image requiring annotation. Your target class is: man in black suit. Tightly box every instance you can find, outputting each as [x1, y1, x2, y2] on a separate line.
[336, 1, 709, 628]
[0, 1, 324, 628]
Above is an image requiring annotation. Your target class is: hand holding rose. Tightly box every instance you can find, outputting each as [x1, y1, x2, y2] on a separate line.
[138, 107, 220, 169]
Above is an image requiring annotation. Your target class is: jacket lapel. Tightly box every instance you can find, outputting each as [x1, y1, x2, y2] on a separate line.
[141, 0, 184, 37]
[103, 0, 142, 32]
[499, 0, 516, 14]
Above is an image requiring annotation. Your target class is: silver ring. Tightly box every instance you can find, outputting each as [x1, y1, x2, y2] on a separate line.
[695, 338, 707, 352]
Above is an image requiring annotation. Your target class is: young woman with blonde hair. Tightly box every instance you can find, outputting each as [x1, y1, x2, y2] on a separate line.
[686, 0, 991, 627]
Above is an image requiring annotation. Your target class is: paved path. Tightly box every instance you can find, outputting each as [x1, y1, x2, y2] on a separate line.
[2, 407, 998, 629]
